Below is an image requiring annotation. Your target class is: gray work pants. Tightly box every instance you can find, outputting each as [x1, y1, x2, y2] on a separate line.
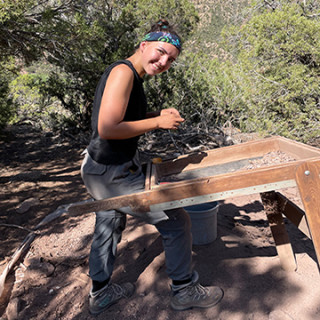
[81, 151, 193, 283]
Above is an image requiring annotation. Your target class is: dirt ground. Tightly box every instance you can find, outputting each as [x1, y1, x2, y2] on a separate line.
[0, 124, 320, 320]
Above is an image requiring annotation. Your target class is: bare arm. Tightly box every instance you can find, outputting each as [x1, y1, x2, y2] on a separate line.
[97, 65, 184, 140]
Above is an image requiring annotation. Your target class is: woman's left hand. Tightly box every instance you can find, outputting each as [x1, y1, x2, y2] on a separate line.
[160, 108, 182, 117]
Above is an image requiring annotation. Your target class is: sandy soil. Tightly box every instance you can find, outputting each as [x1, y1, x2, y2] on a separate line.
[0, 124, 319, 320]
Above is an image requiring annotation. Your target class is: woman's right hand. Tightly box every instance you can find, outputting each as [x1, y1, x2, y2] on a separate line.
[156, 112, 184, 130]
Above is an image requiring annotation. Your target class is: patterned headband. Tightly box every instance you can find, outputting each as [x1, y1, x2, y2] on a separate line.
[141, 32, 182, 52]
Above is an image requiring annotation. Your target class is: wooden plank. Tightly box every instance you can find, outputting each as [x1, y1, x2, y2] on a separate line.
[156, 136, 280, 177]
[260, 191, 297, 271]
[156, 136, 320, 179]
[152, 180, 296, 212]
[150, 161, 300, 201]
[276, 192, 311, 238]
[277, 136, 320, 160]
[69, 160, 301, 215]
[295, 160, 320, 269]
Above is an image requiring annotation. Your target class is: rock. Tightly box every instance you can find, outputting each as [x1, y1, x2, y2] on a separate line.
[24, 259, 55, 280]
[16, 198, 40, 214]
[6, 297, 20, 320]
[269, 310, 294, 320]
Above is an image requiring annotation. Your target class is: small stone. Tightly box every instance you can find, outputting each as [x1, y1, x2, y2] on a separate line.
[6, 297, 20, 320]
[269, 310, 293, 320]
[16, 198, 40, 213]
[24, 259, 55, 279]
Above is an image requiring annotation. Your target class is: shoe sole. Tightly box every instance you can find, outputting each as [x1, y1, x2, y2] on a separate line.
[89, 284, 135, 315]
[170, 287, 224, 311]
[89, 300, 119, 315]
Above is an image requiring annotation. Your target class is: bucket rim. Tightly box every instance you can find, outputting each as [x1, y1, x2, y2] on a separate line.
[184, 201, 219, 214]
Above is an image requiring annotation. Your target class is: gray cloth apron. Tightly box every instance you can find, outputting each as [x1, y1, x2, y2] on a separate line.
[81, 150, 169, 225]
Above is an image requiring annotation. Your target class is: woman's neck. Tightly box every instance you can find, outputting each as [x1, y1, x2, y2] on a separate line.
[127, 51, 145, 78]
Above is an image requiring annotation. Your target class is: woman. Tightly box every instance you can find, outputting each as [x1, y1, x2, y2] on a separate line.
[81, 19, 223, 315]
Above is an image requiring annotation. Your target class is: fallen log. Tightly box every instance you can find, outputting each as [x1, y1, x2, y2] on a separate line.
[0, 233, 36, 298]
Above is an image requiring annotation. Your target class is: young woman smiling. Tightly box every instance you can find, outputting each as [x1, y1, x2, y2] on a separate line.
[81, 19, 223, 316]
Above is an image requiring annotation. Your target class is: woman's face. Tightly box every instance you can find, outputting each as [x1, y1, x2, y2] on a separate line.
[140, 41, 179, 76]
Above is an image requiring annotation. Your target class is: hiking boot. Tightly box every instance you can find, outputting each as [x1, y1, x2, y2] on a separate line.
[170, 271, 223, 311]
[89, 282, 135, 315]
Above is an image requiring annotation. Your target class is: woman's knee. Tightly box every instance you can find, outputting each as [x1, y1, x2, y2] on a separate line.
[156, 208, 191, 233]
[94, 210, 126, 236]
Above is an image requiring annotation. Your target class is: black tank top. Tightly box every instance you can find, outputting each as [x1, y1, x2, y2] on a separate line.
[87, 60, 148, 164]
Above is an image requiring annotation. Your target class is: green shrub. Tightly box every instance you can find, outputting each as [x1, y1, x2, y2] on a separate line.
[0, 61, 17, 131]
[222, 2, 320, 142]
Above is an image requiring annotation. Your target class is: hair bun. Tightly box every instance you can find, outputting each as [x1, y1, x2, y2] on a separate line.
[157, 19, 169, 30]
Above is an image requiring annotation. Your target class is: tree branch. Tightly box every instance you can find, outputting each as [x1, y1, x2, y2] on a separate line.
[0, 224, 33, 233]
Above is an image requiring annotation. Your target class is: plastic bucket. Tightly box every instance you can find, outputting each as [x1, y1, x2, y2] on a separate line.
[184, 201, 219, 245]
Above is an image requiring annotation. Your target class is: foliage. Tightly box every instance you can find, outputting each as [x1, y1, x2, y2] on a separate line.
[1, 0, 320, 145]
[1, 0, 198, 131]
[9, 61, 70, 130]
[0, 60, 17, 130]
[221, 1, 320, 142]
[0, 0, 38, 63]
[189, 0, 250, 46]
